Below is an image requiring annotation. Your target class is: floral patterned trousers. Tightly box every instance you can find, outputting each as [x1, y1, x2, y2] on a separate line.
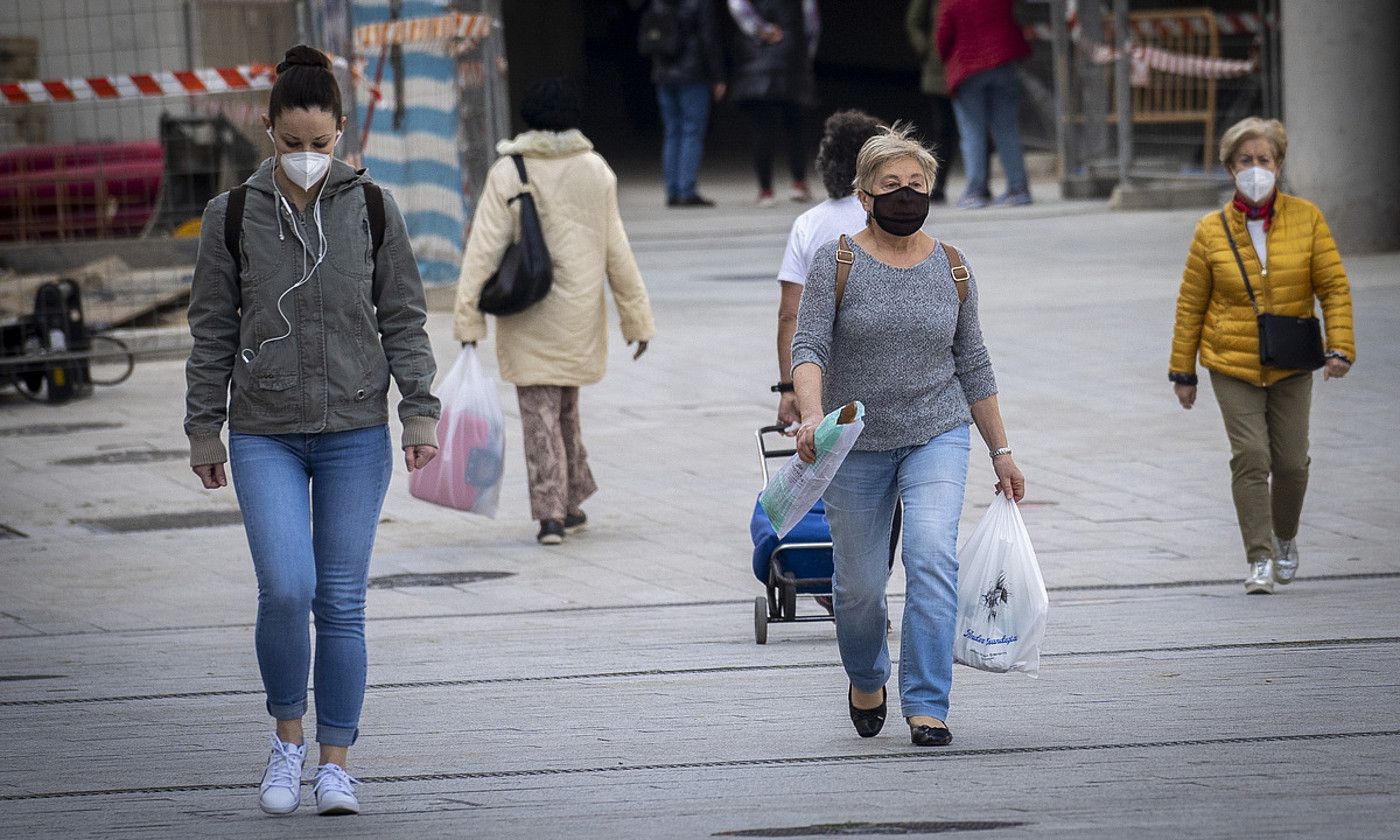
[515, 385, 598, 522]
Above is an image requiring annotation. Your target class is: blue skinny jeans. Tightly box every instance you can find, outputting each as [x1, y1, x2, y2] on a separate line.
[822, 424, 970, 722]
[229, 425, 393, 747]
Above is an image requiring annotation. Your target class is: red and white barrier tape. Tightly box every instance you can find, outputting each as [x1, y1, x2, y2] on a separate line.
[1, 64, 274, 106]
[354, 11, 492, 49]
[0, 9, 493, 109]
[1088, 42, 1257, 85]
[1021, 4, 1265, 81]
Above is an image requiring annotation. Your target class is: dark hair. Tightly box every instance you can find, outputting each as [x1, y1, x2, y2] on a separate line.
[816, 110, 885, 199]
[520, 78, 581, 132]
[268, 45, 342, 124]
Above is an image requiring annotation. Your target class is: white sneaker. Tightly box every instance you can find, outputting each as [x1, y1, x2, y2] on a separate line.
[258, 735, 305, 815]
[314, 763, 360, 815]
[1274, 537, 1299, 584]
[1245, 558, 1275, 594]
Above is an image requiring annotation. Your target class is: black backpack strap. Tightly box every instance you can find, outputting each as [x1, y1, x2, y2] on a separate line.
[224, 185, 247, 265]
[362, 181, 386, 262]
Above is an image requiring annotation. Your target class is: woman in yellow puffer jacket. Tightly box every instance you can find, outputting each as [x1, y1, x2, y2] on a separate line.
[1169, 117, 1355, 595]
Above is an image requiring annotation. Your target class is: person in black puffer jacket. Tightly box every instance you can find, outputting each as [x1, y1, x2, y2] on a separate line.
[641, 0, 727, 207]
[726, 0, 820, 205]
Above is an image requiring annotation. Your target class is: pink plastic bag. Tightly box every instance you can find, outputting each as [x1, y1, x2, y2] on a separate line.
[409, 346, 504, 517]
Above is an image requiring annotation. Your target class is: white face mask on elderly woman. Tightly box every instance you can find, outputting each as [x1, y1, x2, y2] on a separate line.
[1234, 166, 1275, 204]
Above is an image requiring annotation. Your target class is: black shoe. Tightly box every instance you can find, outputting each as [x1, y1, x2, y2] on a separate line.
[848, 686, 886, 738]
[536, 520, 565, 545]
[673, 194, 715, 207]
[909, 722, 952, 746]
[563, 511, 587, 533]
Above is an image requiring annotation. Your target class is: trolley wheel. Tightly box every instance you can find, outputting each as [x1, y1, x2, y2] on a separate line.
[87, 334, 135, 386]
[12, 374, 45, 402]
[781, 582, 797, 621]
[754, 596, 768, 644]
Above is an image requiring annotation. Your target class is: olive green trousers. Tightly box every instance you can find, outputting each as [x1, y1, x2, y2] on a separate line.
[1210, 370, 1313, 564]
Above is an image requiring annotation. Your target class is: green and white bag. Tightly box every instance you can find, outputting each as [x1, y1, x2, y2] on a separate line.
[759, 401, 864, 538]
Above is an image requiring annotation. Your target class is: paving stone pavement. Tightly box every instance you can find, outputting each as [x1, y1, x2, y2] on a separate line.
[2, 171, 1398, 839]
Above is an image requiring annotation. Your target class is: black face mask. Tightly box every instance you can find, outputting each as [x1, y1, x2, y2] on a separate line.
[867, 185, 930, 237]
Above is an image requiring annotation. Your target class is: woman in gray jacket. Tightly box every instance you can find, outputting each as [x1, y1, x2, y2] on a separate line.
[183, 46, 439, 817]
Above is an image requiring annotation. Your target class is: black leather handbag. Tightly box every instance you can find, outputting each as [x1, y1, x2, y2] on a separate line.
[479, 155, 553, 316]
[1219, 212, 1325, 371]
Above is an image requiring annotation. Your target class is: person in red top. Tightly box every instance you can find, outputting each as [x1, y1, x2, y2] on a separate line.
[936, 0, 1032, 208]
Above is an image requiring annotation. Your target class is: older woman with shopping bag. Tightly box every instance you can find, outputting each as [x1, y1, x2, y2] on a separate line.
[1169, 116, 1356, 595]
[454, 79, 656, 546]
[791, 125, 1024, 747]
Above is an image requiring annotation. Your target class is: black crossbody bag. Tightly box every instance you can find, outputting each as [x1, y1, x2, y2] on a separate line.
[1218, 211, 1325, 371]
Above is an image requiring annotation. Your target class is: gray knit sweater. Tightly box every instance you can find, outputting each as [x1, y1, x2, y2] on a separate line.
[791, 238, 998, 452]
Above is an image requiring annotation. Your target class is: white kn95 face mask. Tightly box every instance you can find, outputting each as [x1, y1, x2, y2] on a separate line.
[266, 128, 340, 190]
[1234, 166, 1275, 204]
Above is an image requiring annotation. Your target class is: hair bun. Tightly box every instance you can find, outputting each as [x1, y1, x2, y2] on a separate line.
[277, 45, 330, 74]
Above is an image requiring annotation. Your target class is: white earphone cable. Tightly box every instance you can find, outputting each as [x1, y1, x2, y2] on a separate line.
[240, 186, 327, 366]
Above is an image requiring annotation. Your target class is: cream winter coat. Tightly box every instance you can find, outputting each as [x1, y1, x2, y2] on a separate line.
[453, 130, 655, 386]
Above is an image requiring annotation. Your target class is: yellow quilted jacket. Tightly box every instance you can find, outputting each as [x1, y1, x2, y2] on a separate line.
[1170, 193, 1356, 387]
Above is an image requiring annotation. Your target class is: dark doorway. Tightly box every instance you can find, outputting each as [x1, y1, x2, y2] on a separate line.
[501, 1, 931, 170]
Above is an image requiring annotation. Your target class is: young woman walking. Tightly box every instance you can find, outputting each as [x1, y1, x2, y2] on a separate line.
[184, 45, 440, 816]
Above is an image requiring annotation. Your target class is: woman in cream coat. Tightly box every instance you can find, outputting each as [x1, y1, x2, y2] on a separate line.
[454, 79, 655, 545]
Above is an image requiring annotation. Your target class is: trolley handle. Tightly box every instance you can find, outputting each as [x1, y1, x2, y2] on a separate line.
[755, 424, 800, 487]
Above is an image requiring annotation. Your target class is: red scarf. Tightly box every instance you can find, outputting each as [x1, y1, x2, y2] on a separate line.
[1233, 194, 1274, 231]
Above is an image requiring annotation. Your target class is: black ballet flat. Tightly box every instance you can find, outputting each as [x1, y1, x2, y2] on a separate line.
[848, 686, 887, 738]
[909, 723, 953, 747]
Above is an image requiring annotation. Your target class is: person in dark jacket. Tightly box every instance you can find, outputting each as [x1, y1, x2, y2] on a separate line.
[643, 0, 727, 207]
[184, 45, 439, 817]
[727, 0, 819, 206]
[936, 0, 1032, 208]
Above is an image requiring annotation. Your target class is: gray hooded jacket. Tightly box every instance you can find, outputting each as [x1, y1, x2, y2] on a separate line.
[184, 157, 439, 466]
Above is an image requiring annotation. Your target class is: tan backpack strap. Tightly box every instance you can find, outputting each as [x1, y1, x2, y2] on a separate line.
[941, 240, 969, 304]
[834, 235, 855, 311]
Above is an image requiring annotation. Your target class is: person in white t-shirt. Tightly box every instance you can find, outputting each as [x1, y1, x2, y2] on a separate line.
[775, 110, 884, 429]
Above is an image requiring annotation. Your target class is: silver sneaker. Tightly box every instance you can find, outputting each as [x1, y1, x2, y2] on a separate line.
[1274, 538, 1299, 584]
[313, 763, 360, 816]
[258, 735, 305, 815]
[1245, 559, 1275, 594]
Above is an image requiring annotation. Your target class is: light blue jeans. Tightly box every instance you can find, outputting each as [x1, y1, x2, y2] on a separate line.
[822, 425, 970, 722]
[229, 425, 393, 747]
[952, 62, 1029, 198]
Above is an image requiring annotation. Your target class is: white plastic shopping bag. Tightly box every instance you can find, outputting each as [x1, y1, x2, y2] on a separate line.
[409, 345, 505, 517]
[760, 401, 864, 538]
[953, 494, 1048, 677]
